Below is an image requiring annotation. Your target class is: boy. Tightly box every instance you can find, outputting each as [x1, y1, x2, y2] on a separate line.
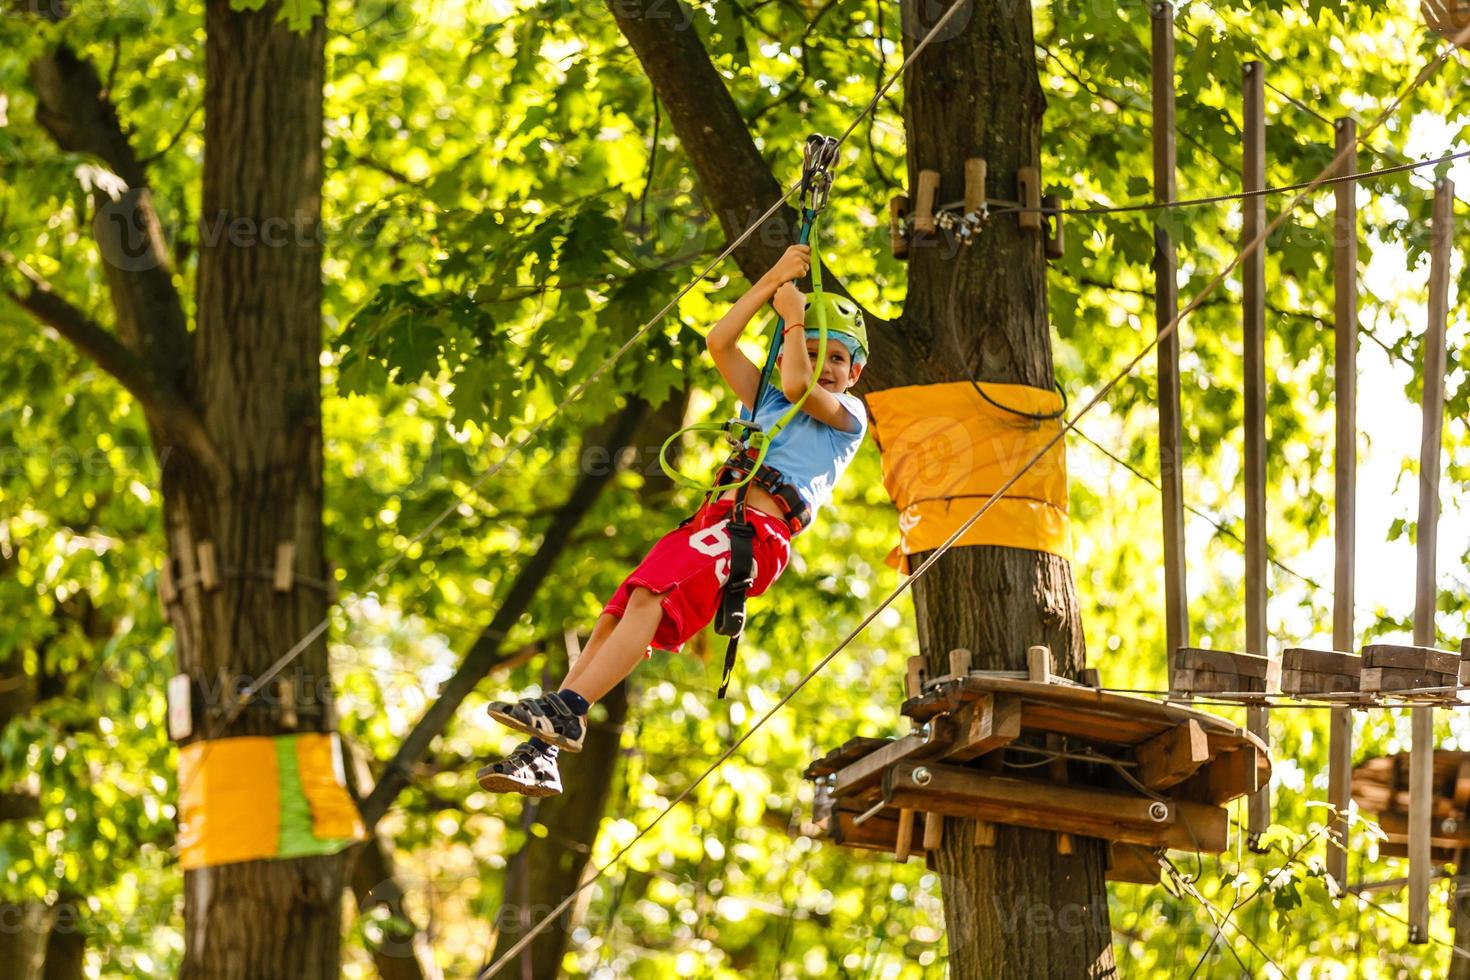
[478, 243, 868, 797]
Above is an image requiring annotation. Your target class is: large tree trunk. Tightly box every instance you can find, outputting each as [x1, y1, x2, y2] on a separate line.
[900, 2, 1114, 975]
[609, 0, 1114, 973]
[171, 3, 340, 978]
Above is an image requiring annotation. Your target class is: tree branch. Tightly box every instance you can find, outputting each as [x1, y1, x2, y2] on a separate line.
[606, 0, 914, 388]
[28, 41, 194, 391]
[359, 396, 656, 828]
[3, 255, 227, 481]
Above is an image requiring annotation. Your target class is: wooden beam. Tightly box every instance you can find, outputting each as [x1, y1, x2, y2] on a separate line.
[946, 694, 1021, 762]
[1151, 0, 1189, 664]
[1408, 177, 1454, 944]
[1107, 843, 1162, 885]
[1136, 719, 1210, 790]
[831, 725, 952, 798]
[1328, 113, 1360, 894]
[1176, 745, 1265, 806]
[974, 819, 996, 847]
[1241, 60, 1270, 850]
[883, 761, 1229, 852]
[1017, 166, 1041, 230]
[1411, 706, 1435, 943]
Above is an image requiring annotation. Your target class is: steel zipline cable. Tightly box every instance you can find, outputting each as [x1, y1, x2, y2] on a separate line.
[475, 18, 1470, 978]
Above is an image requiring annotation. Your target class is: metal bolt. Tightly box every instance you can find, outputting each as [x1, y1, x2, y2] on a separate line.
[1148, 801, 1170, 822]
[912, 766, 933, 787]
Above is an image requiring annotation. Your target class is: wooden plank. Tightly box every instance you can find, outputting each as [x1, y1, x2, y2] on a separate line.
[1108, 843, 1162, 885]
[1282, 668, 1361, 697]
[900, 674, 1266, 756]
[832, 726, 952, 798]
[804, 736, 891, 779]
[1380, 810, 1470, 849]
[1363, 644, 1460, 675]
[1170, 667, 1275, 695]
[883, 761, 1229, 852]
[830, 806, 925, 854]
[1361, 667, 1456, 694]
[1175, 646, 1277, 679]
[1136, 719, 1210, 790]
[1151, 0, 1189, 668]
[1284, 647, 1361, 676]
[974, 820, 996, 847]
[946, 694, 1022, 762]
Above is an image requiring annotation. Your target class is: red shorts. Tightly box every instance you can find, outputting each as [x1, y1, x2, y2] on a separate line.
[602, 498, 793, 654]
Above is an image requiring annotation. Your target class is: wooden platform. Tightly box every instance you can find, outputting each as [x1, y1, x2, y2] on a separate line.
[806, 662, 1271, 873]
[1352, 750, 1470, 865]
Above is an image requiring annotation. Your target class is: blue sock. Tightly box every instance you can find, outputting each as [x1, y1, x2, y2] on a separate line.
[556, 689, 591, 715]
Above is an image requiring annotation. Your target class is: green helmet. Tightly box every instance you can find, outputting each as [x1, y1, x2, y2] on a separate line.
[800, 292, 868, 365]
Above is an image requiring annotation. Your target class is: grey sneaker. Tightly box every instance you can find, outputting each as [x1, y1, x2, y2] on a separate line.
[476, 742, 563, 797]
[486, 692, 586, 752]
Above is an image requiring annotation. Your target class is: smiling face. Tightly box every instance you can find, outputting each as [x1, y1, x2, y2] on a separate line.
[778, 338, 864, 393]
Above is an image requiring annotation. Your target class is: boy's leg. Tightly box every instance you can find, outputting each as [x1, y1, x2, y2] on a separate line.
[558, 612, 619, 695]
[558, 587, 665, 704]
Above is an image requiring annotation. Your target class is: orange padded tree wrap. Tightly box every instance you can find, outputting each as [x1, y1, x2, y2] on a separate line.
[866, 381, 1071, 573]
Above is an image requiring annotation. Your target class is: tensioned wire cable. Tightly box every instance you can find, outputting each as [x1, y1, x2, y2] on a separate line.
[223, 0, 981, 726]
[475, 14, 1470, 980]
[173, 0, 992, 863]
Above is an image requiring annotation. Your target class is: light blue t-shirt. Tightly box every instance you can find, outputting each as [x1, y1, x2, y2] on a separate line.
[747, 382, 867, 529]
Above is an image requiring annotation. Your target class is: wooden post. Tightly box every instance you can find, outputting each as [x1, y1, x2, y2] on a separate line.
[890, 195, 910, 258]
[913, 170, 940, 234]
[197, 540, 219, 592]
[273, 541, 296, 593]
[895, 808, 915, 863]
[963, 158, 987, 215]
[1241, 62, 1271, 850]
[1152, 2, 1190, 662]
[1327, 116, 1359, 892]
[1027, 645, 1052, 684]
[1409, 178, 1454, 943]
[1017, 167, 1041, 230]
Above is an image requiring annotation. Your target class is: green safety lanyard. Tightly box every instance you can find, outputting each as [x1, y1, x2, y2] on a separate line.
[659, 195, 831, 495]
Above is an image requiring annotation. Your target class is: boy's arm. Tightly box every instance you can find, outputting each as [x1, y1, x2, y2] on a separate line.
[706, 245, 811, 412]
[705, 276, 778, 412]
[778, 335, 862, 433]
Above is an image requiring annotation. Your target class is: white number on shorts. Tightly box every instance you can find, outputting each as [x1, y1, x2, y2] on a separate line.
[689, 520, 731, 557]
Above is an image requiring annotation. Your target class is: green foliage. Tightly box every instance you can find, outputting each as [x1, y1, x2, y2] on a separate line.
[1, 0, 1469, 975]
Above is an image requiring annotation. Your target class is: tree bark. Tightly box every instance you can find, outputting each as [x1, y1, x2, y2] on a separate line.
[487, 681, 630, 979]
[611, 0, 1116, 974]
[169, 3, 340, 978]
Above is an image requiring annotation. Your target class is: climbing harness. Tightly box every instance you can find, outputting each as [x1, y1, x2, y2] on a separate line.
[658, 132, 843, 698]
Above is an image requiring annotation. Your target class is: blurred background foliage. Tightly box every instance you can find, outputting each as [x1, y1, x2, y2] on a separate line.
[1, 0, 1468, 974]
